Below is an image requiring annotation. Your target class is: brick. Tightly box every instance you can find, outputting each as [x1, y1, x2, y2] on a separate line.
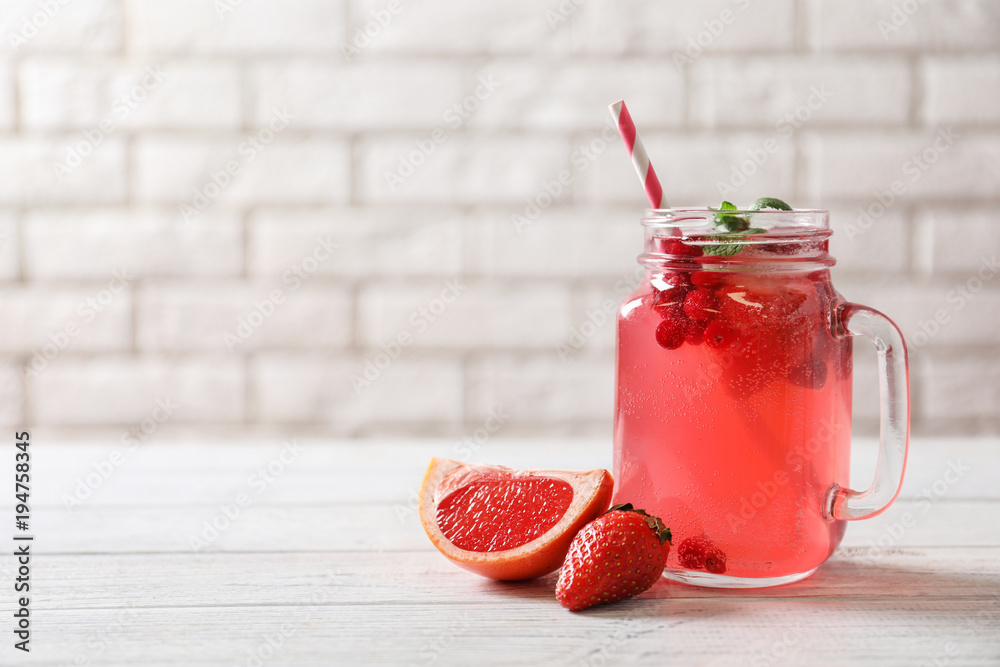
[0, 361, 22, 424]
[27, 357, 243, 424]
[358, 280, 572, 349]
[0, 60, 14, 130]
[357, 134, 569, 204]
[836, 277, 1000, 349]
[20, 58, 240, 130]
[577, 131, 796, 205]
[0, 213, 18, 281]
[690, 56, 910, 127]
[348, 0, 569, 55]
[125, 0, 346, 54]
[851, 344, 881, 424]
[806, 0, 1000, 52]
[466, 207, 638, 277]
[137, 283, 352, 352]
[920, 354, 1000, 422]
[250, 353, 462, 425]
[252, 60, 464, 130]
[467, 354, 613, 423]
[248, 207, 462, 278]
[800, 130, 998, 201]
[22, 208, 242, 279]
[133, 135, 350, 205]
[0, 285, 130, 354]
[0, 137, 126, 204]
[566, 279, 643, 354]
[583, 0, 796, 55]
[827, 205, 909, 273]
[467, 59, 684, 130]
[2, 0, 122, 53]
[923, 56, 1000, 125]
[916, 208, 1000, 274]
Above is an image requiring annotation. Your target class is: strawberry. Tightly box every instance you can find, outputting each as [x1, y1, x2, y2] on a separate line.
[555, 503, 671, 611]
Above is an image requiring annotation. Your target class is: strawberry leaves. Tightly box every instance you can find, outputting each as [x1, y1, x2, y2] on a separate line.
[607, 503, 672, 545]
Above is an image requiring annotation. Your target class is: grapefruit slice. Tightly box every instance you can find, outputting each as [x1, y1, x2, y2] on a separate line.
[418, 458, 614, 581]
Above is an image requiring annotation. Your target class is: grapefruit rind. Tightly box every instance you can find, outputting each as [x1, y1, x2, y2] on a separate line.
[418, 458, 614, 581]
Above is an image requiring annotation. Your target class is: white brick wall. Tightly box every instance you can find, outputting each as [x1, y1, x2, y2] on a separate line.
[27, 357, 244, 424]
[922, 56, 1000, 125]
[124, 0, 347, 54]
[579, 131, 796, 205]
[357, 134, 570, 203]
[0, 285, 131, 353]
[467, 354, 614, 430]
[1, 0, 998, 437]
[249, 207, 463, 277]
[136, 283, 353, 351]
[250, 353, 463, 430]
[0, 137, 126, 204]
[2, 0, 122, 54]
[689, 56, 911, 127]
[921, 355, 1000, 430]
[916, 208, 1000, 275]
[252, 61, 467, 130]
[20, 59, 242, 130]
[357, 281, 572, 349]
[805, 0, 1000, 51]
[0, 213, 18, 281]
[22, 208, 243, 278]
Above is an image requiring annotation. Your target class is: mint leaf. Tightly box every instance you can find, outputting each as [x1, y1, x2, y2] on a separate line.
[710, 200, 749, 232]
[750, 197, 792, 211]
[702, 243, 743, 257]
[717, 214, 750, 232]
[702, 228, 765, 257]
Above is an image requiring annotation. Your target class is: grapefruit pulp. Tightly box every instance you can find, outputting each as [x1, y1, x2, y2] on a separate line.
[418, 458, 614, 581]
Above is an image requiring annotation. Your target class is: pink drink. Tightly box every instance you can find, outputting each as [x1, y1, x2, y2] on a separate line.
[613, 219, 856, 585]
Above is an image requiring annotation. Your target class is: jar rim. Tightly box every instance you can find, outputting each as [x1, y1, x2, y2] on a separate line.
[642, 208, 830, 235]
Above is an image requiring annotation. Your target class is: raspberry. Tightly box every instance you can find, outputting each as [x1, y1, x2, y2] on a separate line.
[788, 358, 828, 390]
[703, 321, 735, 349]
[661, 271, 694, 291]
[769, 242, 800, 255]
[651, 288, 686, 319]
[655, 315, 686, 350]
[691, 271, 726, 288]
[683, 289, 717, 323]
[662, 239, 703, 258]
[685, 321, 705, 346]
[704, 548, 727, 574]
[677, 535, 727, 574]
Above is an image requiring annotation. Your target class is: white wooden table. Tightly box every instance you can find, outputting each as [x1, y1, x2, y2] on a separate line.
[3, 438, 999, 666]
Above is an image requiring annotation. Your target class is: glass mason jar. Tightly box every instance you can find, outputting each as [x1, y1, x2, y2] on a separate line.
[613, 208, 909, 588]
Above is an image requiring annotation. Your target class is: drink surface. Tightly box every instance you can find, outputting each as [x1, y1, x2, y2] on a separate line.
[613, 263, 853, 580]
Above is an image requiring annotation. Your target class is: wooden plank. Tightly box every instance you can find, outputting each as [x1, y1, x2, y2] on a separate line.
[21, 497, 1000, 554]
[12, 438, 1000, 508]
[13, 548, 1000, 611]
[10, 598, 1000, 667]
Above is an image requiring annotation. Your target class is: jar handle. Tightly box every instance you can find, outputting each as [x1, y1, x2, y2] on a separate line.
[825, 302, 910, 521]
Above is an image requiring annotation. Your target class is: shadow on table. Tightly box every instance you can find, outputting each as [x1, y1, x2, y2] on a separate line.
[477, 550, 1000, 624]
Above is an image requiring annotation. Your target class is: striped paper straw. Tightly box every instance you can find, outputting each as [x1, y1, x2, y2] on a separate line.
[609, 100, 665, 209]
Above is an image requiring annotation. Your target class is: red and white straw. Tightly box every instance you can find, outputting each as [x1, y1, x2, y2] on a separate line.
[609, 100, 665, 209]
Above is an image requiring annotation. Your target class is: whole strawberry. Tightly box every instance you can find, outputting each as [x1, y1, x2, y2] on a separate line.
[556, 503, 671, 611]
